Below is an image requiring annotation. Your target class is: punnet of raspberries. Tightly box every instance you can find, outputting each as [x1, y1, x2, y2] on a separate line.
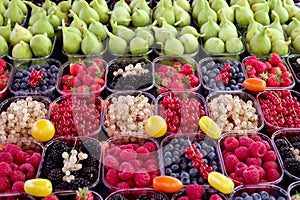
[244, 53, 294, 88]
[220, 133, 282, 185]
[174, 184, 224, 200]
[0, 140, 43, 193]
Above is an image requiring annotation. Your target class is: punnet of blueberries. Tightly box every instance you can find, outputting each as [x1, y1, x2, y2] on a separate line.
[200, 58, 245, 91]
[10, 59, 60, 98]
[234, 190, 286, 200]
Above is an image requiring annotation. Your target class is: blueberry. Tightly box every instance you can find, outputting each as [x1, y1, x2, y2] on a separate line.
[237, 72, 244, 78]
[207, 62, 215, 69]
[237, 78, 244, 83]
[244, 196, 253, 200]
[213, 68, 220, 74]
[212, 165, 218, 170]
[41, 85, 47, 91]
[237, 83, 243, 89]
[200, 150, 207, 157]
[15, 72, 23, 78]
[232, 73, 237, 79]
[172, 139, 179, 144]
[170, 173, 178, 178]
[198, 177, 205, 184]
[202, 66, 207, 75]
[14, 79, 21, 83]
[165, 144, 174, 152]
[164, 151, 172, 158]
[188, 161, 193, 168]
[268, 195, 276, 200]
[225, 60, 231, 64]
[251, 193, 261, 200]
[225, 87, 231, 91]
[203, 76, 209, 83]
[233, 61, 240, 66]
[230, 79, 237, 85]
[39, 80, 46, 85]
[207, 152, 216, 161]
[234, 197, 243, 200]
[41, 68, 47, 72]
[180, 172, 190, 179]
[180, 160, 187, 170]
[277, 197, 285, 200]
[171, 164, 179, 172]
[174, 158, 181, 164]
[42, 63, 50, 69]
[49, 78, 56, 85]
[50, 65, 59, 73]
[172, 156, 179, 162]
[44, 78, 50, 83]
[230, 67, 236, 74]
[20, 82, 27, 89]
[34, 65, 41, 70]
[259, 191, 269, 200]
[12, 83, 20, 90]
[164, 157, 172, 165]
[216, 63, 222, 70]
[241, 192, 250, 198]
[165, 168, 172, 175]
[191, 178, 198, 184]
[21, 70, 30, 76]
[189, 168, 198, 177]
[181, 177, 190, 185]
[208, 71, 216, 78]
[173, 150, 180, 157]
[24, 77, 29, 82]
[218, 85, 225, 90]
[49, 73, 57, 79]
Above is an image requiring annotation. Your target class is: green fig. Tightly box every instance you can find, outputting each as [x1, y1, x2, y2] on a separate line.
[271, 0, 289, 24]
[29, 9, 46, 26]
[153, 26, 176, 44]
[132, 0, 151, 16]
[230, 0, 239, 6]
[92, 0, 109, 24]
[290, 27, 300, 40]
[114, 0, 131, 13]
[285, 0, 295, 5]
[176, 0, 190, 11]
[130, 0, 141, 10]
[197, 1, 217, 26]
[0, 1, 6, 15]
[174, 7, 191, 27]
[88, 18, 107, 41]
[286, 18, 300, 36]
[200, 16, 220, 41]
[4, 0, 24, 25]
[179, 33, 199, 54]
[254, 6, 270, 25]
[30, 33, 52, 57]
[217, 6, 235, 22]
[50, 3, 68, 23]
[132, 8, 150, 27]
[135, 27, 154, 46]
[160, 17, 178, 36]
[247, 16, 264, 32]
[226, 37, 243, 53]
[234, 4, 254, 26]
[71, 0, 86, 14]
[218, 13, 238, 42]
[12, 41, 33, 59]
[266, 27, 285, 42]
[192, 0, 205, 19]
[249, 28, 271, 55]
[180, 26, 201, 38]
[236, 0, 251, 8]
[62, 19, 82, 54]
[153, 1, 165, 20]
[248, 0, 266, 5]
[204, 37, 225, 53]
[211, 0, 228, 13]
[70, 10, 87, 33]
[269, 11, 283, 33]
[111, 20, 135, 43]
[130, 37, 149, 54]
[8, 0, 27, 14]
[0, 19, 11, 41]
[251, 2, 269, 13]
[31, 12, 55, 39]
[105, 26, 128, 54]
[157, 4, 175, 26]
[292, 35, 300, 52]
[283, 0, 299, 20]
[90, 0, 108, 8]
[271, 38, 291, 56]
[0, 14, 3, 26]
[79, 1, 99, 25]
[10, 23, 32, 46]
[246, 21, 260, 43]
[111, 6, 131, 27]
[3, 0, 9, 7]
[81, 28, 104, 55]
[0, 35, 8, 56]
[47, 11, 61, 29]
[164, 34, 184, 55]
[43, 0, 52, 11]
[58, 0, 71, 13]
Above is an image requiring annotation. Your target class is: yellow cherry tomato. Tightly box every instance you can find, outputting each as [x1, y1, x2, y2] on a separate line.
[24, 178, 53, 197]
[198, 116, 221, 139]
[145, 115, 167, 138]
[31, 119, 55, 142]
[208, 172, 234, 194]
[153, 176, 184, 193]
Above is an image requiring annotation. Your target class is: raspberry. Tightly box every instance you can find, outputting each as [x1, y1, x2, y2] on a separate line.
[149, 170, 160, 177]
[116, 182, 130, 189]
[0, 177, 10, 192]
[229, 172, 244, 183]
[263, 151, 277, 162]
[120, 149, 137, 161]
[0, 152, 13, 163]
[262, 140, 272, 150]
[11, 181, 24, 192]
[143, 142, 157, 152]
[129, 160, 142, 170]
[235, 162, 248, 176]
[127, 144, 139, 150]
[210, 194, 223, 200]
[238, 136, 254, 147]
[246, 157, 262, 167]
[223, 151, 233, 159]
[126, 179, 136, 188]
[144, 159, 158, 167]
[0, 162, 12, 177]
[118, 162, 134, 181]
[242, 165, 260, 184]
[267, 169, 281, 182]
[25, 150, 36, 156]
[14, 151, 30, 165]
[136, 146, 150, 160]
[263, 161, 279, 171]
[224, 154, 239, 173]
[104, 155, 119, 170]
[43, 195, 59, 200]
[178, 197, 189, 200]
[105, 169, 120, 187]
[186, 184, 204, 200]
[249, 141, 267, 158]
[134, 170, 150, 187]
[147, 164, 158, 172]
[234, 146, 250, 162]
[250, 135, 262, 141]
[150, 174, 158, 184]
[10, 163, 18, 171]
[106, 146, 121, 157]
[223, 137, 239, 152]
[18, 163, 35, 179]
[253, 165, 267, 179]
[119, 145, 134, 150]
[10, 171, 26, 183]
[25, 153, 42, 169]
[3, 144, 21, 157]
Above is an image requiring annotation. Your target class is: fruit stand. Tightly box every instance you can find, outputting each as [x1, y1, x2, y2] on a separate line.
[1, 0, 300, 199]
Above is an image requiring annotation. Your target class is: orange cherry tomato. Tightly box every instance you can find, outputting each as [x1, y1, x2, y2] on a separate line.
[153, 176, 184, 193]
[242, 78, 266, 92]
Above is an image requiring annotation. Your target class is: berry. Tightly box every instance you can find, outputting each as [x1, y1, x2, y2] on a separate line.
[238, 136, 254, 147]
[242, 165, 260, 184]
[224, 154, 239, 173]
[25, 153, 42, 169]
[253, 165, 267, 179]
[70, 63, 81, 76]
[186, 184, 204, 200]
[249, 141, 267, 158]
[14, 151, 30, 165]
[0, 177, 10, 192]
[134, 170, 150, 187]
[44, 195, 59, 200]
[178, 197, 189, 200]
[246, 157, 262, 167]
[210, 194, 223, 200]
[118, 162, 135, 181]
[129, 160, 143, 170]
[263, 151, 277, 162]
[223, 137, 239, 152]
[104, 155, 119, 170]
[267, 169, 281, 182]
[269, 53, 282, 66]
[116, 182, 130, 190]
[235, 162, 248, 176]
[18, 163, 35, 179]
[11, 181, 24, 192]
[120, 149, 137, 161]
[105, 169, 120, 187]
[143, 142, 157, 152]
[267, 75, 280, 87]
[263, 161, 279, 171]
[136, 146, 150, 160]
[0, 152, 13, 163]
[3, 144, 21, 157]
[234, 146, 249, 162]
[0, 162, 12, 177]
[10, 171, 26, 183]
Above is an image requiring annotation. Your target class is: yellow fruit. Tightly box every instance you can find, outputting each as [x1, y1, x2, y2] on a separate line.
[208, 172, 234, 194]
[31, 119, 55, 142]
[24, 178, 53, 197]
[198, 116, 221, 139]
[145, 115, 167, 138]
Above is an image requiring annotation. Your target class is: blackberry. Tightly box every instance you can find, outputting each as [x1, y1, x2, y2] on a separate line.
[50, 141, 68, 161]
[291, 142, 300, 149]
[55, 182, 69, 190]
[71, 178, 90, 189]
[41, 158, 57, 176]
[284, 158, 300, 177]
[137, 194, 150, 200]
[151, 193, 168, 200]
[81, 167, 98, 182]
[279, 147, 293, 159]
[291, 136, 300, 143]
[48, 168, 64, 185]
[83, 155, 99, 168]
[110, 194, 128, 200]
[275, 139, 289, 148]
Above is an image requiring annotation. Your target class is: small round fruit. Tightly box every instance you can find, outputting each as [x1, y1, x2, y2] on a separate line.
[31, 119, 55, 142]
[199, 116, 221, 139]
[153, 176, 184, 193]
[24, 178, 53, 197]
[145, 115, 167, 138]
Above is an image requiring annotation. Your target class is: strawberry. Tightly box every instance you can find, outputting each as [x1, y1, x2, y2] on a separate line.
[253, 61, 267, 74]
[0, 73, 9, 83]
[0, 66, 4, 75]
[282, 77, 293, 87]
[269, 53, 282, 66]
[0, 79, 7, 90]
[246, 66, 256, 76]
[278, 63, 287, 72]
[93, 78, 105, 87]
[61, 75, 71, 84]
[77, 85, 89, 93]
[281, 71, 291, 79]
[82, 75, 94, 86]
[69, 63, 82, 76]
[63, 85, 70, 90]
[43, 195, 59, 200]
[264, 61, 272, 71]
[188, 74, 199, 87]
[76, 187, 94, 200]
[170, 81, 184, 89]
[62, 89, 72, 94]
[259, 72, 268, 80]
[68, 77, 76, 87]
[171, 61, 182, 71]
[172, 72, 185, 82]
[269, 67, 282, 76]
[267, 75, 280, 87]
[90, 84, 102, 92]
[244, 56, 258, 67]
[0, 59, 6, 68]
[161, 77, 172, 87]
[86, 66, 100, 77]
[76, 70, 86, 80]
[180, 64, 193, 75]
[249, 74, 257, 78]
[157, 65, 171, 73]
[74, 78, 82, 87]
[157, 72, 166, 79]
[92, 59, 103, 67]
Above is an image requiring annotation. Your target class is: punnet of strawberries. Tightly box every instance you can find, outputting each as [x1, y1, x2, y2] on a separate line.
[0, 59, 11, 100]
[59, 59, 105, 95]
[155, 61, 200, 92]
[244, 53, 294, 88]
